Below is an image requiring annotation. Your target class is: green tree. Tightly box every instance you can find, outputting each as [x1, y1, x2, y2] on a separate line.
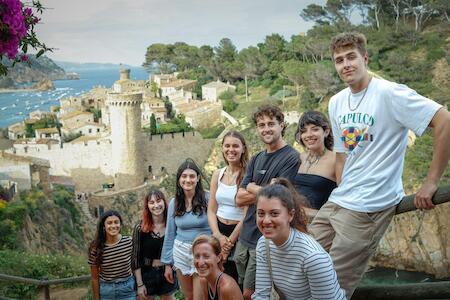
[150, 113, 157, 134]
[282, 60, 310, 97]
[150, 81, 159, 97]
[143, 43, 175, 74]
[259, 34, 288, 61]
[214, 38, 237, 63]
[237, 46, 268, 78]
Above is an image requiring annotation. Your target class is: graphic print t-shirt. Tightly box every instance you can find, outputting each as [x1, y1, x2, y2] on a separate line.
[328, 78, 441, 212]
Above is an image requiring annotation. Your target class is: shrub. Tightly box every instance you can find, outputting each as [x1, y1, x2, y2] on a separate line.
[222, 99, 238, 113]
[219, 90, 236, 101]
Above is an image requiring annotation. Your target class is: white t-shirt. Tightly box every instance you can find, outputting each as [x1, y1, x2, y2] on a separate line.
[328, 77, 442, 212]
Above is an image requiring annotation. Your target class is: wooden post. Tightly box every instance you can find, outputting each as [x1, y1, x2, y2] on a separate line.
[245, 75, 248, 102]
[396, 185, 450, 215]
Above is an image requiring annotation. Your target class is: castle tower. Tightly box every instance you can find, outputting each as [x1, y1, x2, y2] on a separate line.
[119, 68, 131, 80]
[107, 92, 144, 189]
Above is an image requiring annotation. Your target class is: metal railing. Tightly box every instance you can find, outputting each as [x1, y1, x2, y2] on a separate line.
[0, 274, 90, 300]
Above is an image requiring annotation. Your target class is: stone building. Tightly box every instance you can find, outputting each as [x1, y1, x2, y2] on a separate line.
[8, 122, 25, 140]
[107, 92, 145, 189]
[202, 80, 236, 102]
[35, 127, 60, 140]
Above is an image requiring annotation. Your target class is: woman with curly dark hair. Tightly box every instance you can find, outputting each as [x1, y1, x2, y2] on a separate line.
[294, 110, 337, 214]
[161, 159, 211, 300]
[132, 190, 178, 300]
[88, 210, 135, 300]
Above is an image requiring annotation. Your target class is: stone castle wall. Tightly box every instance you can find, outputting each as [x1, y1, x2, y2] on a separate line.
[6, 131, 215, 191]
[142, 131, 215, 176]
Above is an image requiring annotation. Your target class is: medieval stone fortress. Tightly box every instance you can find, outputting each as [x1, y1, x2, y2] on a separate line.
[0, 69, 235, 193]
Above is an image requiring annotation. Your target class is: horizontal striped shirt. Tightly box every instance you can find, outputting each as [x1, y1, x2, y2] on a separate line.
[253, 229, 346, 300]
[88, 235, 133, 281]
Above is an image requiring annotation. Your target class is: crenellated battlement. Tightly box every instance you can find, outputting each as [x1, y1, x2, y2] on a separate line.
[106, 92, 143, 107]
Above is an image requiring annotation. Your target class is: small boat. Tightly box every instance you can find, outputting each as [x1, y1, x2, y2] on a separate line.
[1, 107, 7, 110]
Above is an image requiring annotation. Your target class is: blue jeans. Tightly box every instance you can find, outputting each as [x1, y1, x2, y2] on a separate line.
[100, 276, 136, 300]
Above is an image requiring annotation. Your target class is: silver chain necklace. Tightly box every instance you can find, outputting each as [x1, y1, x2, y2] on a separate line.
[304, 149, 326, 173]
[348, 77, 372, 111]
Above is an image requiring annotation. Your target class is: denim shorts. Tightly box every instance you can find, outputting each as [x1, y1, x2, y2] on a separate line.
[173, 239, 197, 275]
[100, 276, 136, 300]
[142, 266, 178, 296]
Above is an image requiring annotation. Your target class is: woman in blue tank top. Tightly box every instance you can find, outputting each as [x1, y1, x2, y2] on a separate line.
[207, 131, 248, 284]
[294, 111, 337, 216]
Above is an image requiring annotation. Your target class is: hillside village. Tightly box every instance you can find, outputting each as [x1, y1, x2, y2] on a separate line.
[0, 69, 236, 198]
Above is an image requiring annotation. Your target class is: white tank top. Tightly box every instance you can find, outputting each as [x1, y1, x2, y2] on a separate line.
[215, 167, 245, 221]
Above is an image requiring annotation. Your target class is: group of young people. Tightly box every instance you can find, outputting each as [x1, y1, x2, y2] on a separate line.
[87, 32, 450, 300]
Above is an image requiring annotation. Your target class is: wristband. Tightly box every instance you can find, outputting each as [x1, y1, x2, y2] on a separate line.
[137, 284, 144, 288]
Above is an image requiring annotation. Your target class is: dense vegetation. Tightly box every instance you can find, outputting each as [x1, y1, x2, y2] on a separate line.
[143, 0, 450, 190]
[0, 186, 90, 299]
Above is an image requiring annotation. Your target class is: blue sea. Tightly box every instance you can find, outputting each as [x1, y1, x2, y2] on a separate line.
[0, 66, 149, 128]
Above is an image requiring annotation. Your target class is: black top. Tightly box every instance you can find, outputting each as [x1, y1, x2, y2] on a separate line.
[131, 223, 165, 271]
[208, 272, 224, 300]
[240, 145, 300, 248]
[293, 173, 337, 209]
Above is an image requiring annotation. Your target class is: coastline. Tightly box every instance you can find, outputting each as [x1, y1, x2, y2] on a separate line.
[0, 88, 51, 94]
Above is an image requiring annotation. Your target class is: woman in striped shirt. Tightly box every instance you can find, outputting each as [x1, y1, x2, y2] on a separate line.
[253, 182, 346, 300]
[89, 210, 135, 300]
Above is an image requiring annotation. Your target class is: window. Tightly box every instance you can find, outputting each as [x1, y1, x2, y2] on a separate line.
[88, 129, 92, 134]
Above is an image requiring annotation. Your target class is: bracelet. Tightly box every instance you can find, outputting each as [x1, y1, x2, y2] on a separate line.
[137, 284, 144, 288]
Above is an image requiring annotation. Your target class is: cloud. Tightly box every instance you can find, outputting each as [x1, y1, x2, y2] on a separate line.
[38, 0, 323, 65]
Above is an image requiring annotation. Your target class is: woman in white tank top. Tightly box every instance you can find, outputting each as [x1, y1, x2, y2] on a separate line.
[207, 131, 248, 284]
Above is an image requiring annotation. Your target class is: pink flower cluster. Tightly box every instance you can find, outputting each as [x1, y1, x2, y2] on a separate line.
[0, 0, 39, 60]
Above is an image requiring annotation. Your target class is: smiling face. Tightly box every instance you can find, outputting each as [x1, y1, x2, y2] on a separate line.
[179, 168, 199, 192]
[257, 196, 294, 245]
[193, 242, 221, 278]
[300, 123, 329, 153]
[148, 194, 165, 217]
[222, 136, 245, 165]
[333, 47, 369, 89]
[104, 215, 121, 238]
[256, 115, 284, 146]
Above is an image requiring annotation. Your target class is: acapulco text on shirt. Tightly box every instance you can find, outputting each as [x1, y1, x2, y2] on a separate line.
[338, 112, 375, 152]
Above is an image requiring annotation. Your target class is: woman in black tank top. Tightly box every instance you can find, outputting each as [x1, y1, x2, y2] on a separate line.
[294, 111, 337, 216]
[132, 190, 178, 300]
[193, 235, 243, 300]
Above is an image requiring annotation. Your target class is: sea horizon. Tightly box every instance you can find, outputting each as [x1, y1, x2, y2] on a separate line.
[0, 65, 149, 129]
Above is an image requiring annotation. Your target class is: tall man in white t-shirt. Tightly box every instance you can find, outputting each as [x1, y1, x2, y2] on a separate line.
[309, 32, 450, 299]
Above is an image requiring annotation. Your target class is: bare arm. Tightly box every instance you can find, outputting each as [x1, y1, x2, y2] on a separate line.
[228, 206, 248, 244]
[220, 277, 244, 300]
[134, 268, 147, 299]
[236, 183, 261, 207]
[335, 152, 346, 185]
[90, 265, 100, 300]
[415, 108, 450, 210]
[207, 170, 221, 237]
[207, 170, 231, 249]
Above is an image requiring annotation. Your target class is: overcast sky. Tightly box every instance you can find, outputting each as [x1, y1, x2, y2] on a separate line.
[38, 0, 325, 66]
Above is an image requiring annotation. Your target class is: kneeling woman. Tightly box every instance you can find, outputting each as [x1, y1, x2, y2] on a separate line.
[192, 235, 243, 300]
[253, 184, 346, 300]
[161, 159, 211, 300]
[89, 210, 135, 300]
[132, 190, 178, 300]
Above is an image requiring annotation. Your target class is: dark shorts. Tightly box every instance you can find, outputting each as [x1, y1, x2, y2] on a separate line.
[142, 266, 178, 296]
[217, 218, 239, 284]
